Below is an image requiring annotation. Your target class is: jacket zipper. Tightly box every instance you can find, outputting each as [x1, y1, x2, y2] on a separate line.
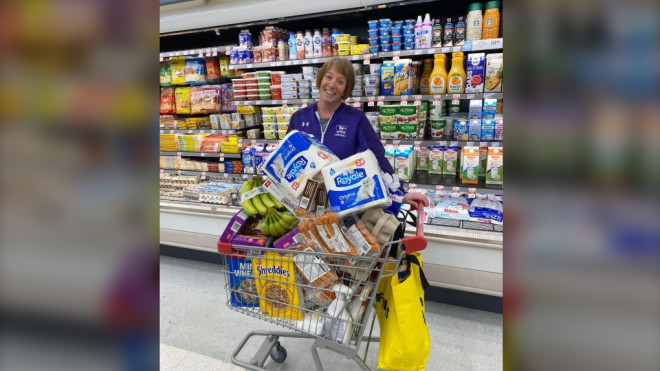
[315, 111, 334, 144]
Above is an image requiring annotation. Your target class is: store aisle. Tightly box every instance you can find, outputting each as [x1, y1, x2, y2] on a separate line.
[160, 255, 502, 371]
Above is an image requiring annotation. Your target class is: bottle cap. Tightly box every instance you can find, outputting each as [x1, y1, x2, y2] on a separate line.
[446, 17, 453, 23]
[457, 16, 465, 22]
[485, 1, 500, 9]
[468, 2, 483, 11]
[452, 52, 464, 57]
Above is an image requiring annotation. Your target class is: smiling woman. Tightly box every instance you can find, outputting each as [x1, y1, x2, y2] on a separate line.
[286, 56, 429, 211]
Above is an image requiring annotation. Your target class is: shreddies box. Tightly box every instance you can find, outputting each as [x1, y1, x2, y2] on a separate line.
[253, 252, 304, 320]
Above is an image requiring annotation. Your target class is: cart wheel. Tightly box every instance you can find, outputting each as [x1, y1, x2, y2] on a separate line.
[269, 342, 287, 363]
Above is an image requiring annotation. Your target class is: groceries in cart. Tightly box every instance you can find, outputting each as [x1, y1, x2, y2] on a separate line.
[218, 130, 416, 347]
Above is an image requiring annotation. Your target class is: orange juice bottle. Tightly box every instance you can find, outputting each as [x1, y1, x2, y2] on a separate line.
[419, 58, 433, 94]
[429, 54, 448, 95]
[447, 52, 466, 94]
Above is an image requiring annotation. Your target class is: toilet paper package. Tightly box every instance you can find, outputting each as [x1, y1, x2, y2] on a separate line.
[263, 130, 339, 200]
[461, 146, 480, 184]
[322, 151, 392, 218]
[486, 147, 503, 185]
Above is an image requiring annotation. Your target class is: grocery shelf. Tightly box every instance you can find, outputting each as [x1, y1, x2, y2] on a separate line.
[160, 200, 241, 214]
[223, 39, 503, 70]
[159, 151, 241, 159]
[404, 172, 502, 194]
[160, 129, 258, 134]
[160, 169, 252, 179]
[381, 139, 503, 147]
[232, 93, 503, 106]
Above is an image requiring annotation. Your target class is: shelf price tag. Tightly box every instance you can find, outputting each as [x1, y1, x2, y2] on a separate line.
[344, 98, 351, 105]
[198, 50, 204, 58]
[377, 96, 385, 106]
[435, 185, 444, 192]
[462, 41, 473, 51]
[246, 64, 253, 68]
[220, 154, 225, 162]
[413, 141, 422, 150]
[200, 152, 206, 157]
[237, 139, 243, 147]
[363, 55, 370, 65]
[160, 169, 165, 174]
[285, 61, 292, 66]
[201, 172, 207, 180]
[452, 94, 460, 105]
[176, 152, 182, 159]
[293, 60, 300, 65]
[408, 183, 417, 192]
[225, 47, 231, 55]
[432, 95, 442, 105]
[467, 93, 476, 99]
[468, 187, 477, 198]
[452, 187, 461, 197]
[210, 130, 216, 134]
[452, 46, 461, 52]
[441, 47, 450, 53]
[352, 97, 362, 108]
[159, 55, 164, 62]
[400, 95, 408, 105]
[199, 130, 205, 134]
[392, 140, 400, 148]
[312, 59, 319, 63]
[302, 59, 309, 64]
[414, 49, 423, 55]
[393, 51, 401, 60]
[413, 95, 422, 106]
[301, 99, 308, 108]
[480, 141, 487, 147]
[367, 97, 375, 107]
[212, 48, 218, 56]
[251, 140, 257, 147]
[282, 100, 288, 107]
[177, 170, 182, 175]
[381, 140, 387, 146]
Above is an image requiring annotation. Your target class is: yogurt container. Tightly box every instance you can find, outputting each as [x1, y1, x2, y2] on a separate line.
[404, 19, 415, 26]
[276, 114, 291, 123]
[338, 41, 351, 51]
[369, 45, 380, 53]
[270, 86, 282, 100]
[379, 18, 392, 28]
[368, 37, 380, 46]
[336, 34, 351, 42]
[363, 74, 380, 86]
[246, 129, 261, 139]
[368, 29, 379, 37]
[381, 43, 391, 52]
[391, 27, 402, 36]
[263, 122, 276, 131]
[261, 107, 275, 115]
[391, 43, 402, 51]
[379, 28, 391, 37]
[393, 20, 404, 28]
[379, 36, 391, 45]
[365, 86, 380, 96]
[368, 20, 379, 29]
[403, 43, 415, 50]
[338, 50, 350, 56]
[392, 35, 403, 43]
[369, 63, 382, 75]
[230, 48, 239, 64]
[246, 94, 259, 101]
[403, 25, 414, 35]
[270, 72, 283, 85]
[404, 35, 415, 44]
[263, 130, 277, 139]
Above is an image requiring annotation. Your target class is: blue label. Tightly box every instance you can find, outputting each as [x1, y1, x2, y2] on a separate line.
[462, 40, 473, 51]
[284, 156, 308, 182]
[333, 169, 367, 187]
[327, 174, 386, 213]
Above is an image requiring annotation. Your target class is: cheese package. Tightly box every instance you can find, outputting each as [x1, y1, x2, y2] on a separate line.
[262, 130, 339, 200]
[252, 252, 304, 320]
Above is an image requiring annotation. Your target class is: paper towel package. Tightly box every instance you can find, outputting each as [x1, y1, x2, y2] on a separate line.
[263, 130, 339, 200]
[322, 151, 392, 218]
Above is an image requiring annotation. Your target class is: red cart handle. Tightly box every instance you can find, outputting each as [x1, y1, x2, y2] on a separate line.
[401, 211, 426, 253]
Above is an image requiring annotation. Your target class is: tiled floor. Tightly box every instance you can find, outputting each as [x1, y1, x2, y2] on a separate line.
[160, 255, 502, 370]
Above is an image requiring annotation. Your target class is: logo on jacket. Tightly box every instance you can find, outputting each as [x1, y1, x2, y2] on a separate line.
[301, 121, 310, 127]
[335, 124, 347, 137]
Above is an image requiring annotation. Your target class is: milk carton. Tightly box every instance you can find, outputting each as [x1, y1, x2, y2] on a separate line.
[417, 146, 430, 170]
[465, 53, 486, 93]
[468, 119, 482, 141]
[379, 105, 399, 139]
[242, 146, 256, 174]
[394, 146, 414, 181]
[481, 120, 495, 140]
[482, 98, 497, 120]
[428, 146, 445, 174]
[384, 145, 396, 168]
[454, 119, 468, 140]
[443, 146, 460, 175]
[469, 99, 483, 120]
[486, 147, 503, 185]
[494, 116, 503, 141]
[461, 146, 480, 184]
[479, 146, 488, 176]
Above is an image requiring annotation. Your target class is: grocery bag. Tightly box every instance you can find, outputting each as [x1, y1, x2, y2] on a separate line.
[375, 252, 430, 371]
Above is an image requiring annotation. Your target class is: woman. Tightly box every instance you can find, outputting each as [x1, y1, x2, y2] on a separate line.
[287, 57, 428, 211]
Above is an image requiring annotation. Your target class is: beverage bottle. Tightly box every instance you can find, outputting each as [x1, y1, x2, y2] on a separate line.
[466, 2, 483, 41]
[304, 30, 313, 58]
[454, 16, 466, 46]
[288, 31, 297, 60]
[296, 31, 305, 59]
[414, 15, 423, 49]
[447, 52, 466, 94]
[277, 39, 288, 61]
[322, 28, 332, 57]
[432, 19, 443, 47]
[313, 29, 322, 58]
[442, 18, 454, 47]
[482, 1, 501, 39]
[421, 13, 433, 48]
[331, 28, 340, 56]
[429, 54, 448, 95]
[419, 58, 433, 94]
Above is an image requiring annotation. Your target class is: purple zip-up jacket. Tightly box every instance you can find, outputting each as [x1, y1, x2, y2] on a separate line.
[287, 102, 405, 193]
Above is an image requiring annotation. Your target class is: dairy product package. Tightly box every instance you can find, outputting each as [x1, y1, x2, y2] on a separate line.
[397, 105, 419, 139]
[442, 146, 460, 175]
[479, 146, 488, 176]
[469, 99, 483, 120]
[242, 146, 256, 174]
[263, 130, 339, 200]
[465, 53, 486, 93]
[494, 116, 503, 141]
[417, 101, 428, 138]
[394, 146, 415, 182]
[482, 98, 497, 120]
[461, 146, 480, 184]
[379, 105, 398, 139]
[322, 151, 392, 217]
[486, 147, 503, 185]
[384, 145, 396, 168]
[430, 118, 446, 138]
[254, 144, 266, 174]
[454, 118, 469, 140]
[416, 146, 430, 170]
[481, 120, 495, 140]
[380, 61, 395, 95]
[428, 146, 445, 174]
[468, 119, 482, 140]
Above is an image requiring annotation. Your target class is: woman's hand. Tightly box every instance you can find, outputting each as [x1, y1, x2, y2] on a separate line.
[402, 192, 430, 211]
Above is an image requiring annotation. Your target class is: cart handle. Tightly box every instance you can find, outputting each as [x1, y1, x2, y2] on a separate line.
[401, 211, 426, 253]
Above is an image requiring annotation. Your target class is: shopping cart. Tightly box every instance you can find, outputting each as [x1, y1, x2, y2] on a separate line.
[217, 210, 426, 371]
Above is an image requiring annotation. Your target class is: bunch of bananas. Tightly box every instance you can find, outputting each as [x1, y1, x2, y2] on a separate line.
[260, 208, 297, 237]
[240, 177, 283, 216]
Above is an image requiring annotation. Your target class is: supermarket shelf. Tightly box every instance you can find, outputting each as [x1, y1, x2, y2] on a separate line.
[160, 169, 253, 179]
[232, 93, 502, 106]
[160, 129, 249, 134]
[381, 139, 503, 147]
[160, 200, 241, 214]
[224, 39, 503, 70]
[405, 172, 502, 193]
[159, 151, 241, 159]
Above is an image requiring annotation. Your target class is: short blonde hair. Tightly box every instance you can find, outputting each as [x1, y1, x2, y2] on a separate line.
[316, 57, 356, 100]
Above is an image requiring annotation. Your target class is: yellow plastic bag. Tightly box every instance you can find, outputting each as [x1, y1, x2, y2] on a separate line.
[375, 252, 430, 371]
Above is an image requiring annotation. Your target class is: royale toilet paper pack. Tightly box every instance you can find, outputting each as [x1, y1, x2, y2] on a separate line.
[263, 130, 338, 199]
[321, 151, 391, 218]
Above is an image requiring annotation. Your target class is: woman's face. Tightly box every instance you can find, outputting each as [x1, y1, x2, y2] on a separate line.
[319, 66, 347, 106]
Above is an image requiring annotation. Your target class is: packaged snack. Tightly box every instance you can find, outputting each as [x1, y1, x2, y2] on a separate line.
[169, 56, 186, 85]
[160, 87, 176, 115]
[205, 56, 221, 82]
[184, 57, 207, 85]
[220, 83, 236, 113]
[174, 87, 191, 115]
[160, 62, 172, 86]
[190, 86, 221, 115]
[252, 252, 304, 320]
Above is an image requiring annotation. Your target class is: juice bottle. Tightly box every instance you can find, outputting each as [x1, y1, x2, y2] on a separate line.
[429, 54, 448, 95]
[419, 58, 433, 94]
[447, 52, 466, 94]
[482, 1, 501, 39]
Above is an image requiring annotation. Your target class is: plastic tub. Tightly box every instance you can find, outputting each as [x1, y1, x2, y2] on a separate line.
[276, 114, 291, 123]
[403, 43, 415, 50]
[338, 50, 350, 56]
[262, 114, 275, 123]
[379, 28, 391, 37]
[261, 107, 275, 115]
[270, 86, 282, 100]
[363, 74, 380, 86]
[370, 45, 380, 53]
[336, 34, 351, 42]
[368, 20, 379, 29]
[391, 43, 402, 51]
[368, 29, 379, 37]
[404, 35, 415, 44]
[246, 129, 261, 139]
[392, 35, 403, 43]
[393, 20, 404, 28]
[263, 130, 277, 139]
[379, 18, 392, 28]
[381, 43, 391, 52]
[368, 37, 380, 46]
[403, 25, 414, 35]
[379, 36, 391, 44]
[365, 86, 380, 96]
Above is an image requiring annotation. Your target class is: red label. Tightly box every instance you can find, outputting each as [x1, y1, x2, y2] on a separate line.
[317, 151, 328, 160]
[355, 158, 365, 166]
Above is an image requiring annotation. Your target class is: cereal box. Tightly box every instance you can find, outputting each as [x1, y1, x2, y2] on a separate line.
[253, 252, 304, 320]
[228, 255, 259, 307]
[465, 53, 486, 93]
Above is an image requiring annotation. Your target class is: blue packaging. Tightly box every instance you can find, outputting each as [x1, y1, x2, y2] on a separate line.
[369, 37, 380, 46]
[368, 20, 379, 29]
[392, 35, 403, 43]
[391, 27, 402, 36]
[404, 19, 416, 26]
[404, 35, 415, 43]
[454, 118, 469, 140]
[370, 45, 380, 53]
[254, 144, 266, 174]
[481, 120, 495, 140]
[381, 43, 392, 52]
[379, 18, 392, 28]
[242, 146, 256, 174]
[391, 43, 402, 51]
[403, 43, 415, 50]
[379, 36, 391, 44]
[468, 119, 482, 141]
[403, 25, 414, 35]
[228, 256, 259, 307]
[238, 50, 248, 64]
[393, 20, 404, 28]
[379, 28, 391, 37]
[368, 29, 379, 37]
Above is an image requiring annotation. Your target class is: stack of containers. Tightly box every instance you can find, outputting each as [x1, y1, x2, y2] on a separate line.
[234, 29, 255, 65]
[256, 71, 272, 100]
[365, 112, 380, 136]
[428, 100, 451, 139]
[270, 71, 283, 100]
[390, 20, 403, 51]
[299, 66, 316, 99]
[352, 63, 364, 97]
[403, 19, 416, 50]
[243, 72, 259, 101]
[261, 107, 276, 138]
[336, 33, 352, 56]
[367, 20, 379, 53]
[363, 71, 380, 97]
[281, 73, 302, 100]
[379, 18, 392, 52]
